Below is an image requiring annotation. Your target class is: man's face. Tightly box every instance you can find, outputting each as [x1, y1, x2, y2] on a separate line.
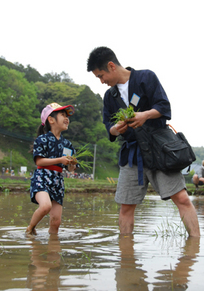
[93, 67, 117, 87]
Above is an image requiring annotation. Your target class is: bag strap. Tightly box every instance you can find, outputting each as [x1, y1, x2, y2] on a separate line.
[167, 124, 178, 134]
[109, 86, 127, 109]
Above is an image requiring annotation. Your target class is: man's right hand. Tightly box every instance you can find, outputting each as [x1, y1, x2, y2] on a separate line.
[110, 121, 128, 136]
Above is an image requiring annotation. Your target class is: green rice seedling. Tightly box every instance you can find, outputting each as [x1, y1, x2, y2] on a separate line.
[68, 144, 93, 170]
[4, 188, 10, 195]
[112, 105, 135, 124]
[153, 229, 158, 238]
[154, 216, 187, 238]
[81, 249, 93, 268]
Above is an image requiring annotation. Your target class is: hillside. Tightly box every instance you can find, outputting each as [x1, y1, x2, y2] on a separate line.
[0, 132, 120, 180]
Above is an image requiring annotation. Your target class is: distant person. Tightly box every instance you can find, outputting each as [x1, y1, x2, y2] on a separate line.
[192, 160, 204, 188]
[26, 102, 76, 235]
[87, 46, 200, 237]
[2, 166, 5, 175]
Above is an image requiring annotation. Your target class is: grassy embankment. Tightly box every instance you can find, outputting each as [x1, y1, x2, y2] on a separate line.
[0, 176, 117, 194]
[0, 175, 204, 196]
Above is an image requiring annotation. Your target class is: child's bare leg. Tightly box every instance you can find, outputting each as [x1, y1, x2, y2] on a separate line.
[26, 226, 37, 235]
[49, 201, 62, 234]
[26, 191, 52, 235]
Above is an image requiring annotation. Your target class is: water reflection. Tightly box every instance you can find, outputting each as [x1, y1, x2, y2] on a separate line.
[0, 193, 204, 290]
[27, 234, 61, 290]
[154, 237, 200, 290]
[115, 235, 200, 291]
[116, 234, 148, 290]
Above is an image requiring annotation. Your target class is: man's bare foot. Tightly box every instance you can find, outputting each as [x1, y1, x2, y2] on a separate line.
[26, 226, 37, 235]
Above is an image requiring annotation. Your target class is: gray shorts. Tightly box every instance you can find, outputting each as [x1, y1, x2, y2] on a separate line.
[115, 164, 186, 204]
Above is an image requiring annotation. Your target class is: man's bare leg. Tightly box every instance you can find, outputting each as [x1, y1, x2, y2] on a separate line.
[171, 189, 200, 237]
[119, 204, 137, 234]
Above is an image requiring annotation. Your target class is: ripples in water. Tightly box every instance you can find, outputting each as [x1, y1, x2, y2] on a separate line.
[0, 193, 204, 290]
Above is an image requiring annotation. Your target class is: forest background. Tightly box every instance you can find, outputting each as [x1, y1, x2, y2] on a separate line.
[0, 57, 204, 180]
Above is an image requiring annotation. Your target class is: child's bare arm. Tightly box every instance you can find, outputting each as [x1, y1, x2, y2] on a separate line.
[35, 156, 71, 166]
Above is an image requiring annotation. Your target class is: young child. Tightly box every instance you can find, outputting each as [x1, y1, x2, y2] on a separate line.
[26, 102, 76, 235]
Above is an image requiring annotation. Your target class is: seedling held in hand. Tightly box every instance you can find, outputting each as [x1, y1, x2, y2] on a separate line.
[67, 144, 93, 170]
[112, 105, 136, 124]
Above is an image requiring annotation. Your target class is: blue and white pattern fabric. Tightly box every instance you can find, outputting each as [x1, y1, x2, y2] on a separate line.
[30, 131, 75, 205]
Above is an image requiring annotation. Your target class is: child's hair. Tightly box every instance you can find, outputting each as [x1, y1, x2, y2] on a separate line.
[87, 46, 121, 72]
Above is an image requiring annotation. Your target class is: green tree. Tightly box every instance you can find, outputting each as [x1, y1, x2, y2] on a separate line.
[83, 122, 120, 165]
[1, 149, 28, 169]
[24, 64, 45, 83]
[192, 147, 204, 165]
[0, 57, 74, 84]
[68, 86, 102, 142]
[97, 137, 120, 164]
[35, 81, 82, 113]
[43, 71, 73, 83]
[0, 66, 39, 135]
[67, 87, 120, 163]
[84, 122, 106, 143]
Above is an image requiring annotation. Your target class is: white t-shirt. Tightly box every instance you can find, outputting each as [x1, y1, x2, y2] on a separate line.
[117, 80, 129, 107]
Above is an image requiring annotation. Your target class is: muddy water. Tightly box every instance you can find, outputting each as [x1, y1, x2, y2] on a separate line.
[0, 192, 204, 291]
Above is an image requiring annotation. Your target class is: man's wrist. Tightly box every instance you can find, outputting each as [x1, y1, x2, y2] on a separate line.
[110, 125, 120, 136]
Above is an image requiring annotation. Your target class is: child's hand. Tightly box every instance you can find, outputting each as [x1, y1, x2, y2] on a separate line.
[60, 156, 72, 166]
[66, 156, 78, 165]
[68, 163, 77, 172]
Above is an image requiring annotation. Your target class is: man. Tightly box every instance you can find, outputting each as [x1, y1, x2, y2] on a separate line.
[192, 160, 204, 188]
[87, 47, 200, 237]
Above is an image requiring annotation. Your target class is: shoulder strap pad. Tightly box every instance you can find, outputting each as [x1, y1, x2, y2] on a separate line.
[109, 86, 127, 109]
[110, 86, 119, 98]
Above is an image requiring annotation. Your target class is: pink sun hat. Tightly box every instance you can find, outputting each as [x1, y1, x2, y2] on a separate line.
[41, 102, 75, 125]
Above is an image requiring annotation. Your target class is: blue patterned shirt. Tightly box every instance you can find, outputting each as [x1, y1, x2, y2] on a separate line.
[33, 131, 75, 168]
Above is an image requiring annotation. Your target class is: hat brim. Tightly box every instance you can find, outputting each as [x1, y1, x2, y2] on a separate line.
[53, 105, 75, 116]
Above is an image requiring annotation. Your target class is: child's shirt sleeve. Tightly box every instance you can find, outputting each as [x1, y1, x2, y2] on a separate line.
[33, 135, 47, 163]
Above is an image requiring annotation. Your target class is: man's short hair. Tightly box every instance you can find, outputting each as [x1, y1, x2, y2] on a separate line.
[87, 47, 121, 72]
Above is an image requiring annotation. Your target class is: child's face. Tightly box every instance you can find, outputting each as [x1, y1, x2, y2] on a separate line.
[56, 111, 70, 131]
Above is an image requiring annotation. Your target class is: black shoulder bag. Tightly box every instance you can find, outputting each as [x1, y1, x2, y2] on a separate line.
[110, 86, 196, 172]
[134, 124, 196, 172]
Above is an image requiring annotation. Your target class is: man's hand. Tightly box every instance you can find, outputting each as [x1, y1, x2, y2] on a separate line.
[110, 121, 128, 136]
[127, 112, 148, 129]
[128, 109, 162, 129]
